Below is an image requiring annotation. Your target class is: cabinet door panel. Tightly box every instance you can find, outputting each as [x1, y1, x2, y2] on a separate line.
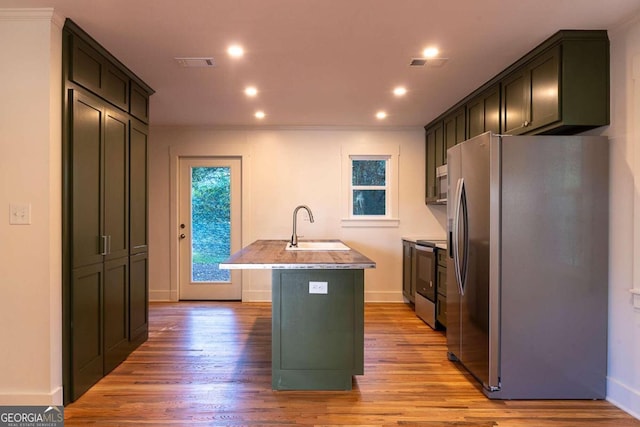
[129, 253, 149, 344]
[70, 37, 104, 95]
[130, 81, 150, 123]
[502, 70, 527, 135]
[71, 263, 103, 400]
[485, 89, 500, 134]
[129, 121, 148, 254]
[104, 64, 129, 111]
[104, 257, 129, 373]
[530, 48, 560, 129]
[71, 92, 103, 267]
[104, 109, 129, 260]
[425, 127, 436, 202]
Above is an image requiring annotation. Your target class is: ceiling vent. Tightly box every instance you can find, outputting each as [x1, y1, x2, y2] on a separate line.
[175, 57, 216, 68]
[409, 57, 448, 68]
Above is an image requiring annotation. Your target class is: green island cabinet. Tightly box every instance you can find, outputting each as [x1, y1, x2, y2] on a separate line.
[220, 240, 375, 390]
[62, 19, 153, 403]
[424, 30, 609, 205]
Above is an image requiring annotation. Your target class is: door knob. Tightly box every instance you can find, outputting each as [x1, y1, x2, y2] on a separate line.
[180, 234, 186, 239]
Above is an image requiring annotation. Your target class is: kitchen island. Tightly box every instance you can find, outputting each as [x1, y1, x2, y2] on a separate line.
[220, 239, 376, 390]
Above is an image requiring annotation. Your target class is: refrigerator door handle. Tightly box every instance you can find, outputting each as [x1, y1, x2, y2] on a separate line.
[452, 178, 464, 295]
[460, 180, 469, 293]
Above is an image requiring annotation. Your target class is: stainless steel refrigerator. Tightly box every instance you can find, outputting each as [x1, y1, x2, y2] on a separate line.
[446, 131, 608, 399]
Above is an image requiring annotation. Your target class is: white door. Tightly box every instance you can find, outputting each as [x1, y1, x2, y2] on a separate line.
[179, 157, 242, 300]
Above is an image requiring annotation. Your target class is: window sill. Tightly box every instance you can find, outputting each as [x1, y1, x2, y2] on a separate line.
[340, 218, 400, 228]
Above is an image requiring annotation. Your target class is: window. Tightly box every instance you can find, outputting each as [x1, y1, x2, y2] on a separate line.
[341, 143, 399, 227]
[351, 157, 389, 216]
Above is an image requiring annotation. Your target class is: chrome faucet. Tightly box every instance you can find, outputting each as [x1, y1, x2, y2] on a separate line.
[290, 205, 315, 247]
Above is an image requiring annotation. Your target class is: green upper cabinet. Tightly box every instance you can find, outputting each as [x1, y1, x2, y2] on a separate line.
[425, 122, 443, 204]
[501, 33, 610, 135]
[502, 46, 561, 135]
[466, 84, 500, 138]
[424, 30, 609, 205]
[443, 108, 466, 162]
[70, 35, 129, 111]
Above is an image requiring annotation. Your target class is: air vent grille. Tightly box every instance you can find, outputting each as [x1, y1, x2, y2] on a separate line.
[175, 57, 216, 68]
[409, 58, 448, 68]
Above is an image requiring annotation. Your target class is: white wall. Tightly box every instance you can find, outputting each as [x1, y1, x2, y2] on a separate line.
[0, 9, 63, 405]
[148, 127, 446, 302]
[603, 11, 640, 418]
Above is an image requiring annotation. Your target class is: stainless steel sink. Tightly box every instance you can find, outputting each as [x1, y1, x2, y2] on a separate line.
[285, 241, 350, 251]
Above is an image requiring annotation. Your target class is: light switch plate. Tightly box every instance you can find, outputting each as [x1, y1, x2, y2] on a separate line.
[309, 281, 328, 294]
[10, 203, 31, 225]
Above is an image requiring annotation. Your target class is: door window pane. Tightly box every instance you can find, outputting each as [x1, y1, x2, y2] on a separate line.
[191, 167, 231, 282]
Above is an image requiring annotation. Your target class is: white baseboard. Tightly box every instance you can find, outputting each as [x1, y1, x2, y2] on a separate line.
[0, 386, 63, 406]
[150, 289, 178, 302]
[607, 376, 640, 420]
[242, 289, 272, 302]
[364, 290, 405, 303]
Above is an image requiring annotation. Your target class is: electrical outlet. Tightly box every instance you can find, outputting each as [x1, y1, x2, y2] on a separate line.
[10, 203, 31, 225]
[309, 281, 328, 294]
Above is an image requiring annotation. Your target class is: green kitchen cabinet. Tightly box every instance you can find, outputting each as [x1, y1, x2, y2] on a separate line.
[425, 30, 609, 207]
[272, 269, 364, 390]
[70, 263, 103, 401]
[129, 252, 149, 347]
[69, 34, 129, 111]
[502, 46, 561, 135]
[425, 122, 443, 204]
[467, 84, 500, 138]
[103, 257, 130, 374]
[443, 107, 466, 161]
[402, 239, 416, 304]
[70, 89, 129, 267]
[501, 34, 609, 135]
[63, 19, 153, 404]
[129, 119, 148, 255]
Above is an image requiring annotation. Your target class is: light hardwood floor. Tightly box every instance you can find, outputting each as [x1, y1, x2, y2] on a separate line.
[65, 302, 639, 426]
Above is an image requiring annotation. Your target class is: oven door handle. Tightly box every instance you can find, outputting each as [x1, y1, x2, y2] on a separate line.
[415, 245, 434, 253]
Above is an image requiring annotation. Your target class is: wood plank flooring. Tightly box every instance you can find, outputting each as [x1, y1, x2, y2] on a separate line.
[64, 302, 639, 426]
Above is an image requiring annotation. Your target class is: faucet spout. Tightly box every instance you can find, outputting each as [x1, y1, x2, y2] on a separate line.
[291, 205, 314, 247]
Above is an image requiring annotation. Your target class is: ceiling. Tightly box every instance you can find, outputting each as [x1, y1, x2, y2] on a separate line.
[3, 0, 640, 128]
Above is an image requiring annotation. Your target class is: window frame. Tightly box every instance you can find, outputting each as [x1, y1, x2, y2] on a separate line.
[341, 143, 400, 228]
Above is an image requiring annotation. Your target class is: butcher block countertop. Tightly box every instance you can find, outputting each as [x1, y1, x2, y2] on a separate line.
[219, 239, 376, 270]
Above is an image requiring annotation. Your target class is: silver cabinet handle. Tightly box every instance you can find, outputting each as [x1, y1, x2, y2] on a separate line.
[101, 235, 108, 255]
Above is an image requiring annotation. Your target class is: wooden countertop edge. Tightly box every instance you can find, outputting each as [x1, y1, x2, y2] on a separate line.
[220, 239, 376, 270]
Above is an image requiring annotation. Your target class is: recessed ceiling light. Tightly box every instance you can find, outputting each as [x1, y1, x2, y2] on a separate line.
[227, 45, 244, 58]
[255, 110, 265, 119]
[376, 111, 387, 120]
[423, 47, 439, 58]
[245, 86, 258, 97]
[393, 86, 407, 96]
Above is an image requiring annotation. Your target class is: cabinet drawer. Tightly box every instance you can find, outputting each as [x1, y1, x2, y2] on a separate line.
[437, 249, 447, 267]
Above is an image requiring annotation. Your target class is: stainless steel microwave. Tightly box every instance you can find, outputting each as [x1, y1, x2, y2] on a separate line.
[436, 164, 447, 203]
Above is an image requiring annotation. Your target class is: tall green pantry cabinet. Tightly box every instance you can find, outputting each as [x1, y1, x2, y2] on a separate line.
[62, 20, 153, 404]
